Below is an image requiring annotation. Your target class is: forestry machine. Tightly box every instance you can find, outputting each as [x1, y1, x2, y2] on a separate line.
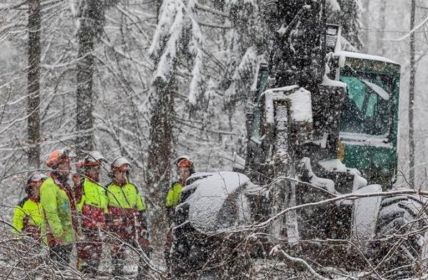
[169, 1, 428, 279]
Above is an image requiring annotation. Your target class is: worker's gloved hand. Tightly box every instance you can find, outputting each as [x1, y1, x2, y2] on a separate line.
[55, 231, 67, 245]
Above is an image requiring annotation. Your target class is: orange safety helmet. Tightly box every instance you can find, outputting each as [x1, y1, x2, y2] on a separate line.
[175, 155, 195, 173]
[177, 158, 192, 169]
[46, 149, 71, 169]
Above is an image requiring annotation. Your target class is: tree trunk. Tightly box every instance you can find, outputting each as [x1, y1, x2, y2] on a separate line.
[156, 0, 162, 18]
[360, 0, 370, 53]
[409, 0, 416, 187]
[76, 0, 105, 156]
[27, 0, 41, 169]
[146, 81, 175, 247]
[377, 0, 387, 56]
[146, 87, 174, 191]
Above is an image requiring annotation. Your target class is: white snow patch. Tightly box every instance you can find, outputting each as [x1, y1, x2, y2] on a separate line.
[152, 3, 186, 83]
[335, 51, 398, 65]
[263, 86, 312, 124]
[188, 51, 203, 105]
[149, 0, 179, 58]
[351, 184, 382, 240]
[352, 172, 368, 191]
[322, 75, 347, 88]
[317, 159, 367, 191]
[319, 159, 367, 191]
[226, 46, 258, 100]
[288, 88, 313, 122]
[318, 159, 348, 172]
[327, 0, 341, 11]
[184, 172, 252, 233]
[301, 158, 336, 193]
[340, 132, 393, 148]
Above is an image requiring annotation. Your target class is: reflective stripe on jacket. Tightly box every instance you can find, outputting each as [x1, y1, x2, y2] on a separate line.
[12, 198, 43, 235]
[40, 177, 76, 245]
[77, 178, 108, 229]
[106, 182, 146, 211]
[165, 182, 183, 208]
[77, 178, 108, 213]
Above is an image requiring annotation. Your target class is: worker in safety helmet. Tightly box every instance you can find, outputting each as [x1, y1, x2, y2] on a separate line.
[106, 157, 150, 278]
[39, 148, 78, 268]
[165, 156, 195, 221]
[73, 151, 108, 276]
[12, 173, 47, 241]
[164, 156, 195, 270]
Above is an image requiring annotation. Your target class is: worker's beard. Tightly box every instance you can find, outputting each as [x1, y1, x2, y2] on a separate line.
[86, 171, 100, 183]
[53, 171, 69, 185]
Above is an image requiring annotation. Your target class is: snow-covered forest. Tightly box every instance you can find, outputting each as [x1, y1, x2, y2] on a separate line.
[1, 0, 428, 279]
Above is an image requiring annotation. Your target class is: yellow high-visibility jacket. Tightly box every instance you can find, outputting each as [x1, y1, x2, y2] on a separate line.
[106, 181, 146, 211]
[77, 178, 108, 213]
[40, 177, 76, 245]
[12, 197, 43, 235]
[165, 182, 183, 208]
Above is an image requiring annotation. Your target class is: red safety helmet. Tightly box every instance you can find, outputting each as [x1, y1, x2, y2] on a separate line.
[77, 151, 106, 169]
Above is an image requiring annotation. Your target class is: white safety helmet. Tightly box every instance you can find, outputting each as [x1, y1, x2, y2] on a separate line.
[27, 172, 47, 184]
[111, 156, 131, 169]
[85, 151, 106, 164]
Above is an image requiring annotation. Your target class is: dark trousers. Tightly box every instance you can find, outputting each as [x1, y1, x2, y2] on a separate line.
[49, 244, 73, 269]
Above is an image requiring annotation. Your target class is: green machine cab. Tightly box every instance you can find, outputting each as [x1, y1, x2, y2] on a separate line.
[331, 51, 401, 186]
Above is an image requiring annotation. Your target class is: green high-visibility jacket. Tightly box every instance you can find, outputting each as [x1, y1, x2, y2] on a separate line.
[77, 178, 108, 213]
[165, 182, 183, 208]
[12, 197, 43, 234]
[40, 177, 75, 244]
[106, 181, 146, 211]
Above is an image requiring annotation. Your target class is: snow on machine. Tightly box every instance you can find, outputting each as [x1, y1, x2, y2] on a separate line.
[169, 1, 428, 279]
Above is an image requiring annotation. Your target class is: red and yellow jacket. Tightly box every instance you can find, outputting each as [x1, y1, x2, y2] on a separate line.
[106, 180, 146, 232]
[76, 177, 108, 229]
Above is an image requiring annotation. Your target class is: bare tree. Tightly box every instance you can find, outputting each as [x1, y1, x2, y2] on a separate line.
[75, 1, 100, 154]
[27, 0, 41, 169]
[75, 0, 118, 156]
[377, 0, 387, 56]
[409, 0, 416, 187]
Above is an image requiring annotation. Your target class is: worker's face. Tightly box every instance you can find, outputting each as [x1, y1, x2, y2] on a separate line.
[114, 164, 129, 182]
[29, 180, 42, 197]
[87, 164, 101, 182]
[178, 167, 191, 183]
[57, 161, 71, 177]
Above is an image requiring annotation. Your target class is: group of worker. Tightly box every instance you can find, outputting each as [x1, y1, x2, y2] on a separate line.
[11, 148, 194, 277]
